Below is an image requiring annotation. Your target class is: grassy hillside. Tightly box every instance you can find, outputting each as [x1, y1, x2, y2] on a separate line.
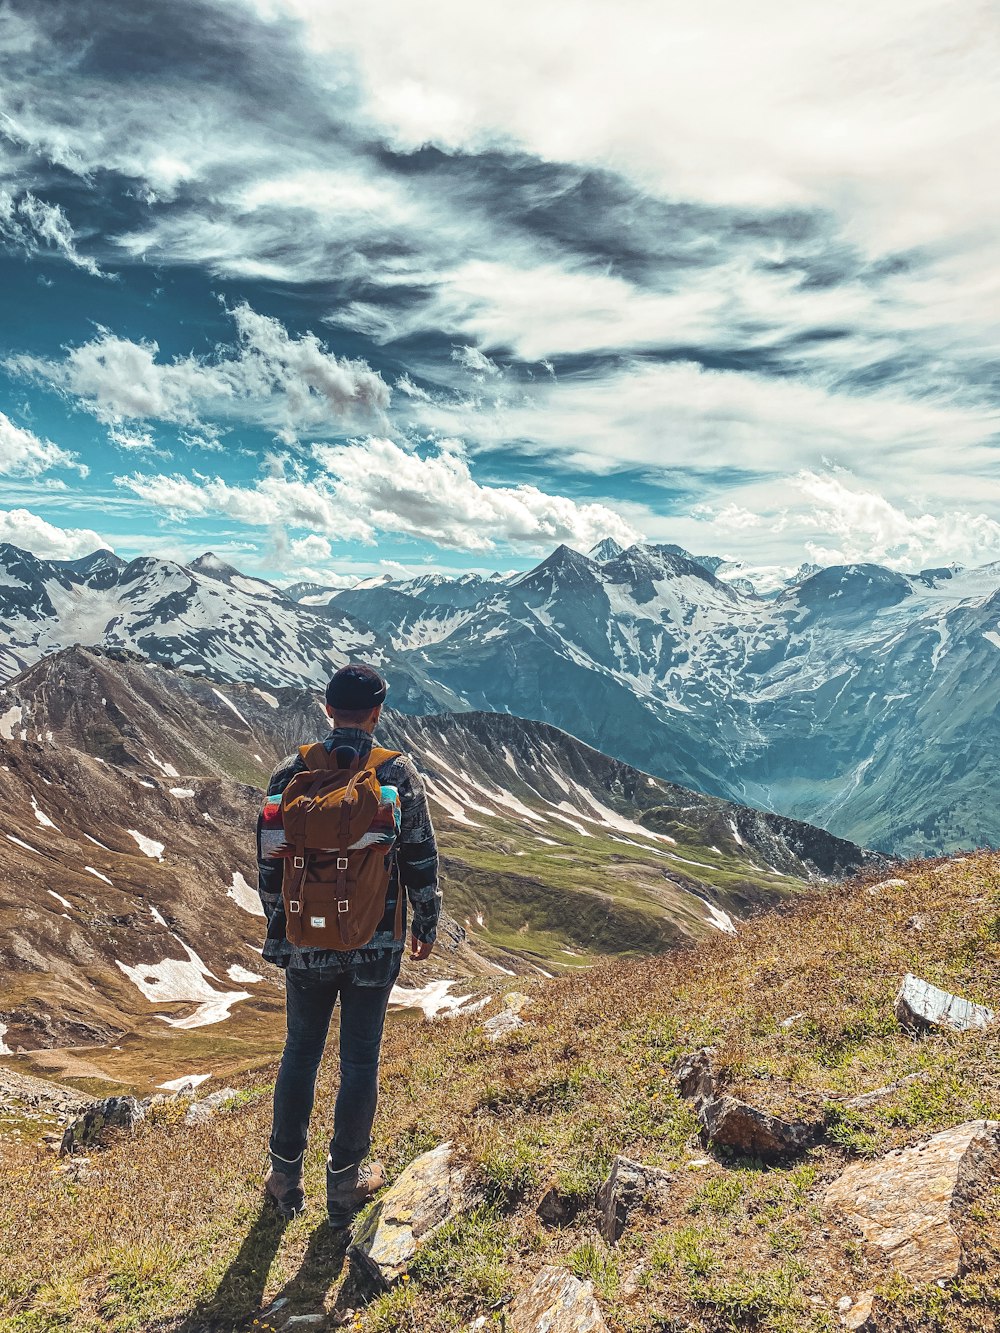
[3, 852, 999, 1332]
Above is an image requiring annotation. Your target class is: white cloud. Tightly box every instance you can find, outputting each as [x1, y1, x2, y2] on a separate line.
[288, 533, 333, 563]
[0, 412, 84, 477]
[451, 344, 501, 376]
[8, 304, 391, 441]
[409, 358, 997, 480]
[0, 189, 102, 275]
[270, 0, 1000, 256]
[793, 471, 1000, 569]
[117, 436, 641, 553]
[0, 508, 109, 559]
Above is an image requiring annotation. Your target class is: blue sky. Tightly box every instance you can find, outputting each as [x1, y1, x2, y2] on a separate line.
[0, 0, 998, 586]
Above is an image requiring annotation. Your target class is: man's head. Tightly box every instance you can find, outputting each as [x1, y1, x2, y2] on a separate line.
[325, 663, 388, 733]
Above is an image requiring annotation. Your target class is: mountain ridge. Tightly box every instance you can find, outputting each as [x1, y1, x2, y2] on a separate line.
[3, 540, 1000, 854]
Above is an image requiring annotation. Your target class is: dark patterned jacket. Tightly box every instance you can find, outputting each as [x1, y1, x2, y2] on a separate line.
[256, 726, 441, 969]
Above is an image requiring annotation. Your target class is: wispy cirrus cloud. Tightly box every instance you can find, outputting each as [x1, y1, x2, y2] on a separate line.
[0, 189, 103, 275]
[1, 0, 999, 577]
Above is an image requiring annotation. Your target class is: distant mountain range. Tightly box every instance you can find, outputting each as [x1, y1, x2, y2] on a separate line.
[2, 538, 999, 854]
[0, 645, 870, 1082]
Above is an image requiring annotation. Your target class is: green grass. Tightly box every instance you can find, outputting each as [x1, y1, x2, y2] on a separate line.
[3, 854, 1000, 1332]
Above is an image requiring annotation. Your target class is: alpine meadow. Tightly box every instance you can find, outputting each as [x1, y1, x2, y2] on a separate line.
[1, 4, 1000, 1332]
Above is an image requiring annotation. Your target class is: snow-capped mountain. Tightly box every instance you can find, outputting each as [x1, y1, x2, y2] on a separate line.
[3, 538, 1000, 854]
[322, 544, 1000, 855]
[0, 543, 457, 711]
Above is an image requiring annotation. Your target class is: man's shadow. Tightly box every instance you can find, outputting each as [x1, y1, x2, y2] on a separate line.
[268, 1221, 351, 1315]
[173, 1206, 353, 1332]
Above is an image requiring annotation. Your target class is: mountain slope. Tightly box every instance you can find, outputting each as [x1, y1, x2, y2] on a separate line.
[0, 646, 875, 1088]
[5, 539, 999, 854]
[2, 852, 996, 1333]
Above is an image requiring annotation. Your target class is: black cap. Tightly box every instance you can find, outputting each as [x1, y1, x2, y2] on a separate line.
[325, 663, 388, 711]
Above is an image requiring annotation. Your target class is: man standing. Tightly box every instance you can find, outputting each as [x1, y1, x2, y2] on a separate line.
[257, 663, 441, 1227]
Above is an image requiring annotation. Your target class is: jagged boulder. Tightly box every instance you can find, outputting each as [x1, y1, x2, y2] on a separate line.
[349, 1142, 473, 1287]
[824, 1120, 1000, 1282]
[595, 1155, 672, 1243]
[895, 973, 995, 1034]
[674, 1048, 823, 1161]
[506, 1265, 609, 1332]
[59, 1096, 145, 1155]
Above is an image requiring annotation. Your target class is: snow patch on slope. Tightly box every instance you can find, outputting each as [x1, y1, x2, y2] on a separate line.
[129, 830, 164, 860]
[228, 871, 265, 916]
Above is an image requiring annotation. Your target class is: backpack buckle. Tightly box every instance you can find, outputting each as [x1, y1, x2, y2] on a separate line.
[337, 900, 349, 914]
[292, 856, 305, 869]
[336, 857, 349, 870]
[289, 899, 301, 914]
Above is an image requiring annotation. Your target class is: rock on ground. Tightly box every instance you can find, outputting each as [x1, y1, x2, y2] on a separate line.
[506, 1265, 609, 1332]
[674, 1047, 823, 1161]
[596, 1155, 672, 1243]
[837, 1290, 876, 1330]
[482, 1009, 524, 1041]
[183, 1087, 239, 1125]
[60, 1096, 145, 1155]
[895, 973, 995, 1034]
[824, 1120, 1000, 1282]
[349, 1142, 472, 1288]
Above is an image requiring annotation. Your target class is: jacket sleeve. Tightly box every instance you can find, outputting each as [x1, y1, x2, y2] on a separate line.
[395, 757, 442, 944]
[256, 753, 301, 928]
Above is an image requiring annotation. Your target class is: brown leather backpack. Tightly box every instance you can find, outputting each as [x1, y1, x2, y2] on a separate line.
[280, 742, 402, 950]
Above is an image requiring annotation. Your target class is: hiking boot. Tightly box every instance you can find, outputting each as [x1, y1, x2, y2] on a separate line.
[326, 1158, 386, 1228]
[264, 1167, 305, 1220]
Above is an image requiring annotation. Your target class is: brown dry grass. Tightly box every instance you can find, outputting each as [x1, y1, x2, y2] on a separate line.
[3, 853, 1000, 1332]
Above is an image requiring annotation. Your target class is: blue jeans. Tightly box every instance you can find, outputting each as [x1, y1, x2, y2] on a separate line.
[269, 952, 401, 1176]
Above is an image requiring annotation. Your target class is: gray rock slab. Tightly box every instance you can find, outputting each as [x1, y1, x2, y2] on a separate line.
[596, 1155, 672, 1243]
[482, 1009, 524, 1041]
[59, 1095, 145, 1155]
[675, 1047, 821, 1161]
[507, 1265, 609, 1332]
[895, 973, 995, 1034]
[348, 1142, 472, 1287]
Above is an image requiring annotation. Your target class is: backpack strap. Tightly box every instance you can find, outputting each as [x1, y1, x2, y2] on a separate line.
[297, 743, 401, 772]
[368, 747, 402, 769]
[298, 742, 331, 770]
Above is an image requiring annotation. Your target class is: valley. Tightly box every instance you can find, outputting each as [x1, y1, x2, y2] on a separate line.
[0, 644, 873, 1095]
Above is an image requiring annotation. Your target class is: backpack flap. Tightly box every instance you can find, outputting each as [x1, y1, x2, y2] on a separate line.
[280, 752, 399, 950]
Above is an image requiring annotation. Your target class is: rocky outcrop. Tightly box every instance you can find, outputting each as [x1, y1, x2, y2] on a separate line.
[59, 1096, 145, 1155]
[349, 1142, 472, 1288]
[894, 973, 995, 1034]
[674, 1047, 823, 1161]
[595, 1155, 672, 1243]
[482, 991, 530, 1042]
[506, 1265, 609, 1332]
[824, 1120, 1000, 1281]
[183, 1087, 239, 1125]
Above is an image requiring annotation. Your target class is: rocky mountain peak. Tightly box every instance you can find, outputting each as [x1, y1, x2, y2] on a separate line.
[587, 537, 625, 563]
